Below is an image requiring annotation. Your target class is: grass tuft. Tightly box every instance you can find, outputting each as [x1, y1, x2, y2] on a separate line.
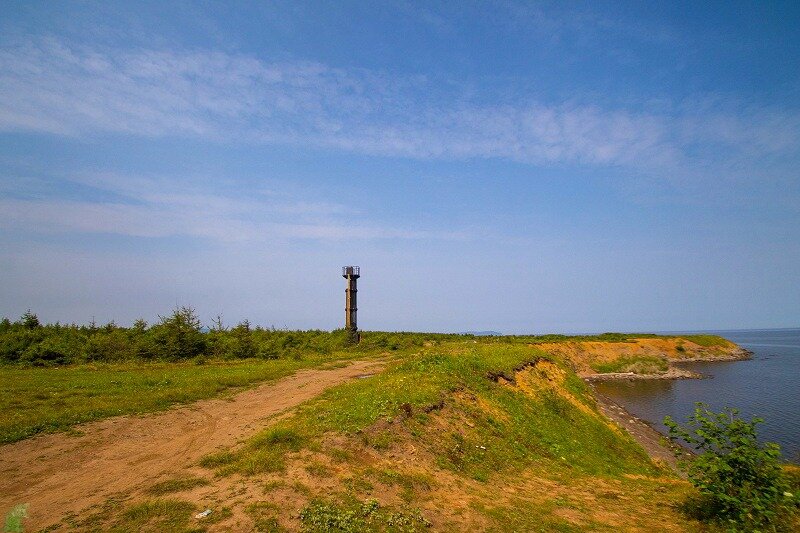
[592, 355, 668, 374]
[677, 335, 730, 348]
[3, 504, 28, 533]
[114, 499, 198, 532]
[146, 476, 209, 495]
[299, 498, 429, 532]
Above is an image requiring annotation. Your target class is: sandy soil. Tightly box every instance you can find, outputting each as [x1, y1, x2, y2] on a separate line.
[0, 359, 385, 531]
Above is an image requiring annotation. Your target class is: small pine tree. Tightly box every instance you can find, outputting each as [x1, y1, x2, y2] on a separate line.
[231, 319, 257, 359]
[151, 306, 206, 360]
[20, 310, 40, 329]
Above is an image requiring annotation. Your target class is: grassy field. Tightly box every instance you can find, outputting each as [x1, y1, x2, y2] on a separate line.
[591, 355, 669, 374]
[184, 341, 696, 530]
[29, 338, 701, 531]
[0, 353, 368, 444]
[202, 343, 657, 479]
[0, 331, 737, 445]
[6, 332, 785, 531]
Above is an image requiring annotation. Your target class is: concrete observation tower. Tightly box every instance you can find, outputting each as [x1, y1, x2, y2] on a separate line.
[342, 266, 360, 343]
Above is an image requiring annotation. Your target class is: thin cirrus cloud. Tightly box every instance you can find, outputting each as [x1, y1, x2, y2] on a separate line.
[1, 38, 797, 178]
[0, 197, 465, 241]
[0, 173, 468, 242]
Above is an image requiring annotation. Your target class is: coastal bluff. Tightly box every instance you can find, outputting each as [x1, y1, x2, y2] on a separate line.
[535, 336, 750, 380]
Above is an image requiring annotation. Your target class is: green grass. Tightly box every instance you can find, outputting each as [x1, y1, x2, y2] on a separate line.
[299, 498, 430, 532]
[0, 330, 736, 446]
[591, 355, 669, 374]
[507, 332, 661, 344]
[66, 498, 233, 532]
[202, 342, 659, 483]
[112, 499, 199, 532]
[677, 335, 730, 348]
[245, 502, 284, 532]
[368, 468, 434, 502]
[473, 475, 703, 532]
[0, 354, 364, 443]
[3, 504, 28, 533]
[4, 334, 740, 530]
[146, 476, 210, 496]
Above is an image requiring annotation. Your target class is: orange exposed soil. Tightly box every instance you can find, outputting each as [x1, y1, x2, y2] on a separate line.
[0, 359, 385, 531]
[537, 338, 748, 377]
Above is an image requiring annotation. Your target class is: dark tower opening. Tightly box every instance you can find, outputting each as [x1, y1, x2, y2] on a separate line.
[342, 266, 360, 343]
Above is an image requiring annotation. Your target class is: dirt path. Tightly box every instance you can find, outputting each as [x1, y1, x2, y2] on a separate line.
[0, 359, 385, 531]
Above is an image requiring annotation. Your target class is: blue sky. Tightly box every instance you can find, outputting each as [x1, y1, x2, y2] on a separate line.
[1, 1, 798, 333]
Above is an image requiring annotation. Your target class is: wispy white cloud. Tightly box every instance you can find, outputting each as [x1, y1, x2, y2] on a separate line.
[0, 38, 798, 182]
[499, 1, 683, 48]
[0, 172, 467, 242]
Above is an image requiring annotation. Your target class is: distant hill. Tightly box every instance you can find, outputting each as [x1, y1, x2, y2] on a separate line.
[462, 330, 502, 336]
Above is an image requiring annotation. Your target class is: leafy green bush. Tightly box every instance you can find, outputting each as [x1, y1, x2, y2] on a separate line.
[665, 404, 798, 529]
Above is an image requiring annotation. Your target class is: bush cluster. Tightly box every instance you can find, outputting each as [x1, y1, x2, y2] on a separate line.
[0, 308, 466, 366]
[665, 404, 798, 530]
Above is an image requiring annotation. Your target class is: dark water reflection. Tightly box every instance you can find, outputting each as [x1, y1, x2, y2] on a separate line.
[594, 329, 800, 463]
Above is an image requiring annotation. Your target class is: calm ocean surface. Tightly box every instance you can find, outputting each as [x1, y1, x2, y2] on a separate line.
[594, 328, 800, 463]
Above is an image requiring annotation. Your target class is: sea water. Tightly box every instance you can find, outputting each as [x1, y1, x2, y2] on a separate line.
[594, 328, 800, 463]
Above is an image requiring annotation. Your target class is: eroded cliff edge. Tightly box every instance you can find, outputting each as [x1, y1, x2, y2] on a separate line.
[536, 336, 750, 380]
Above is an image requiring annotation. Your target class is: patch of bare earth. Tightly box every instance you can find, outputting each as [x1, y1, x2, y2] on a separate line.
[0, 359, 384, 531]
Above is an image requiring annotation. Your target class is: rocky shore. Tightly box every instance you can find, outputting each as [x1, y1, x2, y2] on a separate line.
[584, 366, 703, 381]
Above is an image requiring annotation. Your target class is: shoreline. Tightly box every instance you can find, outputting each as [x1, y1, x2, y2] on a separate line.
[670, 346, 753, 363]
[583, 346, 749, 469]
[583, 367, 703, 381]
[583, 346, 753, 382]
[590, 385, 690, 474]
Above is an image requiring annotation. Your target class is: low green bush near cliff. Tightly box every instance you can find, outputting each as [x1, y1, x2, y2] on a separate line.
[592, 355, 668, 375]
[679, 335, 730, 348]
[665, 404, 798, 530]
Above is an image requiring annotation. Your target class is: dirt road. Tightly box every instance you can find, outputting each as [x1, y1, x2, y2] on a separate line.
[0, 359, 384, 530]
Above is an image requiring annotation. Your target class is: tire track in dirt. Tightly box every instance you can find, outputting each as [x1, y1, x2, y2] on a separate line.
[0, 359, 385, 531]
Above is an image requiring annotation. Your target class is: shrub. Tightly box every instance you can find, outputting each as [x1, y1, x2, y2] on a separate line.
[665, 404, 797, 529]
[21, 333, 83, 366]
[20, 310, 40, 329]
[230, 320, 258, 359]
[84, 326, 136, 362]
[147, 306, 207, 360]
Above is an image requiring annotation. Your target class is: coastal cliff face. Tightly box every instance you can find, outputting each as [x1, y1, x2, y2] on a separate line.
[536, 336, 750, 379]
